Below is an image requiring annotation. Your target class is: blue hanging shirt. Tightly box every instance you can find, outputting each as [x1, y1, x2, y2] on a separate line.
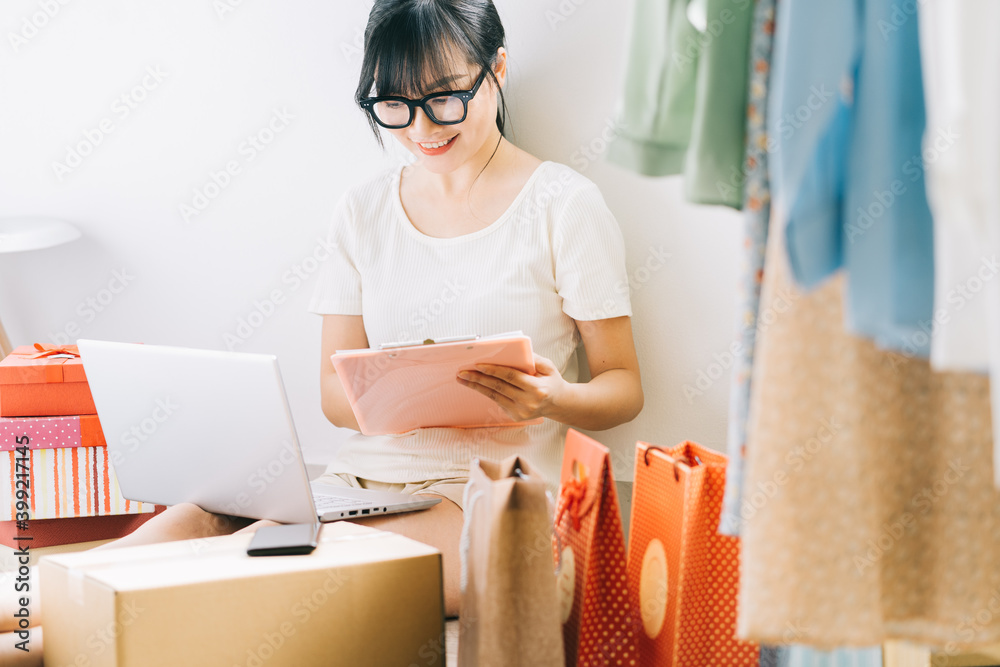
[769, 0, 934, 357]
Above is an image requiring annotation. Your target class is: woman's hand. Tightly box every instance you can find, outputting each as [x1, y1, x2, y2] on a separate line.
[456, 353, 568, 422]
[457, 317, 642, 430]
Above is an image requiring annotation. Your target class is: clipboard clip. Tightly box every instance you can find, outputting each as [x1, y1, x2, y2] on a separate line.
[379, 334, 480, 350]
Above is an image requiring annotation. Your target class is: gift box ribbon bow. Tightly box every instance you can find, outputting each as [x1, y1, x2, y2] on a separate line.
[18, 343, 82, 383]
[556, 470, 590, 532]
[28, 343, 81, 360]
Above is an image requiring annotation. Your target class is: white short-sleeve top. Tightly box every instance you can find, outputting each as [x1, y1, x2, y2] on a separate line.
[308, 159, 632, 491]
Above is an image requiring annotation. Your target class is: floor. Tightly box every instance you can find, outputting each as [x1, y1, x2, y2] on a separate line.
[445, 620, 459, 664]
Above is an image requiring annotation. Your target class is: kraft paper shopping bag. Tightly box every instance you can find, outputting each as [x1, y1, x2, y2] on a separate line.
[458, 455, 565, 666]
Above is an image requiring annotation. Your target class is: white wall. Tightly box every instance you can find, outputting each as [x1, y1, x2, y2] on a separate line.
[0, 0, 742, 482]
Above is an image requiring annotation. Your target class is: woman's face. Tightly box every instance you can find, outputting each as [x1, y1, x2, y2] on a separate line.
[384, 51, 504, 174]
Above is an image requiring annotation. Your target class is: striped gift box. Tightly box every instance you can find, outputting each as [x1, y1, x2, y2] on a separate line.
[1, 415, 156, 520]
[2, 445, 156, 520]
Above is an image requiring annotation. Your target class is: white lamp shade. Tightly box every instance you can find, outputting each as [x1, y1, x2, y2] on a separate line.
[0, 217, 82, 253]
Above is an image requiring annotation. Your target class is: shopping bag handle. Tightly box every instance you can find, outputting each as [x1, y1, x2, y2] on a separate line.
[552, 511, 565, 576]
[520, 470, 568, 580]
[643, 445, 702, 481]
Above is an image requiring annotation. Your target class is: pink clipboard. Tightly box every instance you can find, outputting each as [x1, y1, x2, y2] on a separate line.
[331, 333, 544, 435]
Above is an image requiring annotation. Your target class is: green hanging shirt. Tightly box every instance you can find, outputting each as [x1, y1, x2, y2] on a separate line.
[608, 0, 754, 209]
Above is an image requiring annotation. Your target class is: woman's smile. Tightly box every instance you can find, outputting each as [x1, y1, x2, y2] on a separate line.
[415, 134, 458, 155]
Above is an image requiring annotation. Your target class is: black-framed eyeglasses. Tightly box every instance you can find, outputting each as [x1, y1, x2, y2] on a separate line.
[360, 69, 489, 129]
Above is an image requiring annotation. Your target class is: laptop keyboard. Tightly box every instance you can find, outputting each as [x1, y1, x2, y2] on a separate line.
[313, 494, 372, 511]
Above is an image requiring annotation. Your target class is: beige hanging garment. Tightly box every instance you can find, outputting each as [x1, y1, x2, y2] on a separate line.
[737, 202, 1000, 648]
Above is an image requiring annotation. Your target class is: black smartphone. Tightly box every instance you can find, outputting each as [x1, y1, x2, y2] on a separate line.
[246, 522, 320, 557]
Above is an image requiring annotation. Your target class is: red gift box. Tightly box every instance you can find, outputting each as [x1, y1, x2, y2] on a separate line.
[0, 505, 167, 548]
[0, 344, 96, 417]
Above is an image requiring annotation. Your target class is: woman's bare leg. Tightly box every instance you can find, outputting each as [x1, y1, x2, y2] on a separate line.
[91, 502, 258, 551]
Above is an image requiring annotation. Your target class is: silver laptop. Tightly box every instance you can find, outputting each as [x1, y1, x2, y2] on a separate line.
[76, 339, 440, 524]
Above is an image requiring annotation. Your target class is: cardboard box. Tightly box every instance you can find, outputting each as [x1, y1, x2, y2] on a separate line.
[0, 344, 96, 417]
[40, 521, 445, 667]
[1, 538, 117, 571]
[884, 640, 1000, 667]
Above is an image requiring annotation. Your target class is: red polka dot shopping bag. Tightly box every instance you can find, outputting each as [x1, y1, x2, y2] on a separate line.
[553, 429, 640, 666]
[628, 441, 759, 667]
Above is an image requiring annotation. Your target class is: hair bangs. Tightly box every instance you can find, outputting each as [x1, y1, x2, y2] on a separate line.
[364, 5, 478, 99]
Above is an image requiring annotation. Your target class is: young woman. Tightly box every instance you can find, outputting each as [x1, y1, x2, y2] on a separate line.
[305, 0, 644, 618]
[0, 1, 642, 659]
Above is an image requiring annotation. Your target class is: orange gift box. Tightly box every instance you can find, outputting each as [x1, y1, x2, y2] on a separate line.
[0, 344, 96, 417]
[553, 429, 639, 667]
[627, 441, 758, 667]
